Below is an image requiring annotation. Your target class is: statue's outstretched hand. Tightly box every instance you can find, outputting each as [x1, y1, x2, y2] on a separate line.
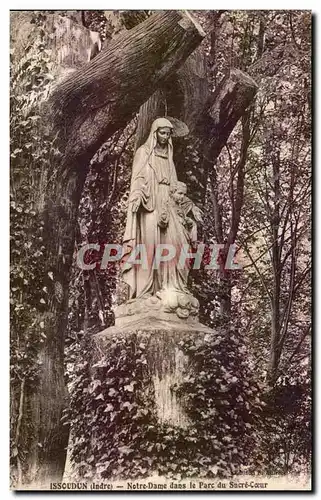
[132, 198, 141, 213]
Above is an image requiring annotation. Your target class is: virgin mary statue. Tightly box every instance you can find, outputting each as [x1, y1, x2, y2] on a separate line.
[122, 117, 191, 301]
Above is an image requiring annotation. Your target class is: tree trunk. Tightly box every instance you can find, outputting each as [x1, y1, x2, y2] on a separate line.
[10, 12, 101, 487]
[11, 10, 206, 487]
[267, 146, 281, 386]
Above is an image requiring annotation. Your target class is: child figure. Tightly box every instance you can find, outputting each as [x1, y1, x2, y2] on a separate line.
[170, 181, 203, 245]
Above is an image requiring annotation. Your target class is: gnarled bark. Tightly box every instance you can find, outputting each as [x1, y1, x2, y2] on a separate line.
[50, 10, 205, 164]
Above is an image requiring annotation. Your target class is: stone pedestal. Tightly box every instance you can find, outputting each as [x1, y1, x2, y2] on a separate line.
[94, 309, 214, 429]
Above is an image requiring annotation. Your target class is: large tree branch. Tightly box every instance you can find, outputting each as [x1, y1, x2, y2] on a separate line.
[205, 69, 257, 162]
[50, 10, 205, 165]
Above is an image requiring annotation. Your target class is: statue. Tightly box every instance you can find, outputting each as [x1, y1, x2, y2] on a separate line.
[116, 118, 202, 322]
[170, 180, 202, 246]
[97, 119, 214, 436]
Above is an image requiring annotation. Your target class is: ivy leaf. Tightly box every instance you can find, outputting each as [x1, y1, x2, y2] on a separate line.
[118, 445, 133, 455]
[90, 379, 101, 393]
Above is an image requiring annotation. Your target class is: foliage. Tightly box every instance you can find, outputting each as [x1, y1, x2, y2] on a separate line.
[68, 327, 267, 480]
[65, 9, 311, 479]
[66, 119, 136, 343]
[10, 12, 61, 484]
[257, 373, 311, 475]
[10, 9, 311, 484]
[67, 332, 158, 480]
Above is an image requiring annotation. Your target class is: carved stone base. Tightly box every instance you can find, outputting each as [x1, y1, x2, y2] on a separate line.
[114, 289, 200, 326]
[95, 319, 214, 429]
[108, 296, 211, 428]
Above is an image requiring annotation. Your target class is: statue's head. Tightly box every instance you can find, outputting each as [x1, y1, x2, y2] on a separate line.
[149, 118, 173, 148]
[156, 126, 172, 146]
[172, 181, 187, 204]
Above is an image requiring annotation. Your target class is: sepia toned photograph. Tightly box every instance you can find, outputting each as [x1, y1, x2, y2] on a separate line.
[10, 9, 312, 491]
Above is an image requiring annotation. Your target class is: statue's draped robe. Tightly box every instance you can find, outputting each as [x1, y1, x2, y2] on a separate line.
[122, 118, 191, 299]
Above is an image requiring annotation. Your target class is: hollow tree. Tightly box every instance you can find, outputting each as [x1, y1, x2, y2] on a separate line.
[10, 10, 205, 486]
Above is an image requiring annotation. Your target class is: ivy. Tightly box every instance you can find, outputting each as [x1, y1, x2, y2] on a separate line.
[10, 12, 61, 484]
[68, 333, 158, 480]
[10, 10, 311, 486]
[68, 326, 267, 481]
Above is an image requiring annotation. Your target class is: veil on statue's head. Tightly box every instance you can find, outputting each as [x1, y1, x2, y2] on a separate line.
[144, 117, 174, 159]
[141, 116, 189, 160]
[130, 116, 188, 185]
